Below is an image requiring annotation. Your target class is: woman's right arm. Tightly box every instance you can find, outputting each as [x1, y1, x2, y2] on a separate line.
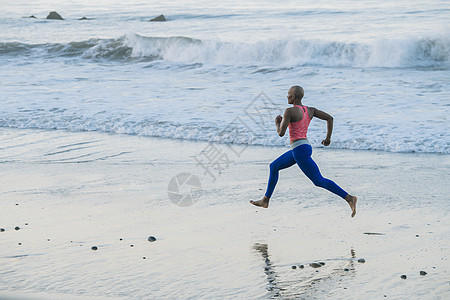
[313, 108, 333, 146]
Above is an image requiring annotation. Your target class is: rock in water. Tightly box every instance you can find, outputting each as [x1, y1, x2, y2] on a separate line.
[150, 14, 166, 22]
[148, 236, 156, 242]
[47, 11, 64, 20]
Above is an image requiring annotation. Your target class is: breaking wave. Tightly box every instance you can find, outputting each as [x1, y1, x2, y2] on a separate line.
[1, 33, 449, 68]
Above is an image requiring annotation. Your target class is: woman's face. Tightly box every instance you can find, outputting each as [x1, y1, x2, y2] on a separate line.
[287, 89, 295, 104]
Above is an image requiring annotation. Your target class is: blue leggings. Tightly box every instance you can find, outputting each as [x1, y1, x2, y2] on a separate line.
[265, 144, 348, 199]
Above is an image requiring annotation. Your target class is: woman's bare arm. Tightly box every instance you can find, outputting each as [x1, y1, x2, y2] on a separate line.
[276, 109, 291, 137]
[313, 108, 333, 146]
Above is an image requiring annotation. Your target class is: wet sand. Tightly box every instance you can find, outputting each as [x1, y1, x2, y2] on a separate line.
[0, 128, 449, 299]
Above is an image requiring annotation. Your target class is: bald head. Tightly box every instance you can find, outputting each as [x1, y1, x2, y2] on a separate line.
[290, 86, 304, 100]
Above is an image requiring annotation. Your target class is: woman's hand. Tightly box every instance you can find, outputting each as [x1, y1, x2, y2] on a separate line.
[275, 115, 282, 124]
[321, 138, 331, 146]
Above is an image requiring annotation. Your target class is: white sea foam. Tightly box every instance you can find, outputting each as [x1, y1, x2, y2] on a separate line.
[0, 0, 449, 155]
[2, 33, 449, 68]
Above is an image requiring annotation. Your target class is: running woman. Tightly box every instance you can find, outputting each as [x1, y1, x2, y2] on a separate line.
[250, 86, 357, 217]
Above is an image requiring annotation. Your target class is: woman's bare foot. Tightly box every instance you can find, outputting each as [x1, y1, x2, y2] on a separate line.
[250, 196, 270, 208]
[345, 195, 357, 217]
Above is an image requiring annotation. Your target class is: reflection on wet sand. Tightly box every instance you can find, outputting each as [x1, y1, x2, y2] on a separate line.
[253, 243, 360, 299]
[253, 243, 282, 298]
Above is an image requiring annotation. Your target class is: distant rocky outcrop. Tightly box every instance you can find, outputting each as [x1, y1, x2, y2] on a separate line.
[46, 11, 64, 20]
[149, 14, 166, 22]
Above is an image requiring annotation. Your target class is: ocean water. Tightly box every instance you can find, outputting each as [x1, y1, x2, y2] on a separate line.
[1, 0, 449, 153]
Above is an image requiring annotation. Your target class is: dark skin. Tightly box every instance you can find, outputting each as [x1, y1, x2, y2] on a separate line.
[276, 87, 333, 146]
[250, 86, 357, 218]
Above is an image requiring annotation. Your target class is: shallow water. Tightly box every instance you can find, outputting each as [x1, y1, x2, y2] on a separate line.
[1, 0, 449, 153]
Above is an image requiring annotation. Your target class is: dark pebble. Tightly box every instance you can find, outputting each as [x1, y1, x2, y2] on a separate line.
[15, 226, 20, 231]
[358, 258, 366, 263]
[0, 228, 5, 232]
[130, 244, 134, 247]
[16, 203, 19, 206]
[147, 236, 156, 242]
[420, 271, 427, 276]
[47, 239, 50, 241]
[18, 243, 22, 245]
[25, 223, 28, 226]
[143, 257, 146, 259]
[299, 265, 304, 269]
[344, 268, 349, 271]
[416, 235, 419, 237]
[319, 262, 325, 266]
[401, 275, 407, 279]
[310, 263, 322, 268]
[292, 265, 296, 269]
[119, 238, 123, 241]
[91, 246, 98, 251]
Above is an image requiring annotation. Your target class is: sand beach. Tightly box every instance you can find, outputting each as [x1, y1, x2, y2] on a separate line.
[0, 127, 448, 299]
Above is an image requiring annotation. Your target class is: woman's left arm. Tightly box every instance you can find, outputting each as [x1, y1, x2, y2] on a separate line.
[276, 109, 290, 137]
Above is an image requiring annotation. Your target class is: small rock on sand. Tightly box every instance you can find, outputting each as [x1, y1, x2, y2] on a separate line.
[310, 263, 322, 268]
[291, 265, 297, 269]
[344, 268, 349, 271]
[319, 262, 325, 266]
[420, 271, 427, 276]
[47, 11, 64, 20]
[0, 228, 5, 232]
[298, 264, 304, 269]
[401, 275, 407, 279]
[358, 258, 366, 263]
[150, 14, 166, 22]
[15, 226, 20, 231]
[148, 236, 156, 242]
[91, 246, 98, 251]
